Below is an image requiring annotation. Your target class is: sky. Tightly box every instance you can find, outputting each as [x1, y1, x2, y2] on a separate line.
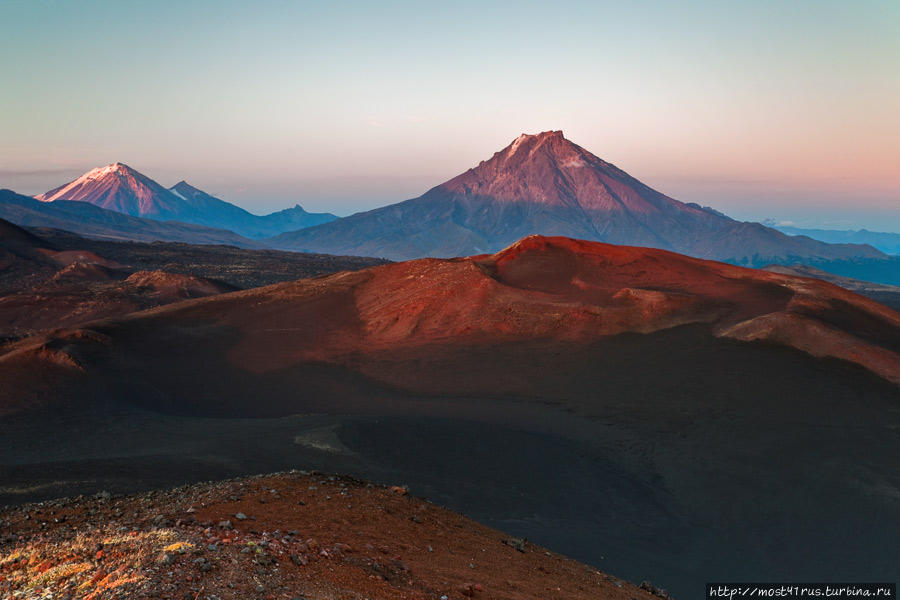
[1, 0, 898, 230]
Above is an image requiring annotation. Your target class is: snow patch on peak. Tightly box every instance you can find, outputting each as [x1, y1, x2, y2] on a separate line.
[507, 133, 529, 156]
[561, 157, 587, 168]
[527, 130, 564, 141]
[91, 163, 126, 177]
[529, 135, 552, 157]
[35, 162, 141, 202]
[507, 131, 565, 157]
[78, 162, 131, 182]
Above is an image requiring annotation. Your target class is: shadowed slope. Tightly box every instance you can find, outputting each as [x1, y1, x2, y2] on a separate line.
[169, 181, 337, 237]
[0, 217, 121, 290]
[0, 222, 238, 337]
[1, 189, 262, 247]
[765, 264, 900, 311]
[0, 216, 57, 258]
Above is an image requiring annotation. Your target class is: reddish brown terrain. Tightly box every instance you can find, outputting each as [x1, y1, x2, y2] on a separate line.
[0, 268, 237, 338]
[0, 219, 387, 339]
[764, 264, 900, 311]
[0, 217, 118, 286]
[0, 471, 662, 600]
[0, 218, 236, 338]
[32, 227, 389, 289]
[6, 234, 896, 395]
[3, 234, 900, 597]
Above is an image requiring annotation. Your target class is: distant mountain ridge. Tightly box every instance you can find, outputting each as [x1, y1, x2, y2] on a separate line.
[168, 180, 336, 238]
[37, 163, 336, 238]
[1, 189, 262, 247]
[270, 131, 886, 265]
[775, 225, 900, 255]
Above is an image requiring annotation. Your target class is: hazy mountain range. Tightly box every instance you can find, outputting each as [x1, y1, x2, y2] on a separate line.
[2, 131, 898, 284]
[36, 162, 337, 238]
[773, 224, 900, 255]
[0, 189, 263, 247]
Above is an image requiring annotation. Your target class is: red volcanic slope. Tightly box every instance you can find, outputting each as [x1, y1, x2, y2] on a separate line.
[0, 216, 56, 256]
[0, 268, 235, 338]
[10, 235, 899, 388]
[0, 218, 238, 336]
[0, 472, 661, 600]
[123, 270, 237, 299]
[1, 216, 121, 283]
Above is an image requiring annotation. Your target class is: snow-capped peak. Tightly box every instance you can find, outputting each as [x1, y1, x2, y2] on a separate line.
[507, 133, 530, 156]
[505, 131, 567, 158]
[87, 162, 128, 178]
[72, 162, 130, 183]
[36, 162, 135, 202]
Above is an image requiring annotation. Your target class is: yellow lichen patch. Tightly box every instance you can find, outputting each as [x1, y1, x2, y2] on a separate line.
[0, 550, 26, 567]
[103, 528, 178, 547]
[147, 529, 179, 544]
[103, 574, 145, 590]
[102, 533, 136, 545]
[163, 541, 193, 554]
[77, 577, 96, 591]
[27, 562, 92, 588]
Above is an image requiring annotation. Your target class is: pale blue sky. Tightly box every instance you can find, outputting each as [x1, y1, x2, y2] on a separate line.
[1, 0, 898, 229]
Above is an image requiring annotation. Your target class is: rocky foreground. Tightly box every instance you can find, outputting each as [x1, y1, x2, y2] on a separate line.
[0, 471, 665, 600]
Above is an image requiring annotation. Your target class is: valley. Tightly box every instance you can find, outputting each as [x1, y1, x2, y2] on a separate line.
[2, 235, 900, 597]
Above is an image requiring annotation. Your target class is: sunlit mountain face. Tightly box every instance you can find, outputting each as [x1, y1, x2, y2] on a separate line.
[36, 163, 336, 238]
[270, 131, 886, 265]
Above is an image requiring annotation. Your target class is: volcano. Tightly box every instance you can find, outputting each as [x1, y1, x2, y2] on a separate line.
[270, 131, 884, 265]
[36, 164, 336, 238]
[36, 163, 185, 219]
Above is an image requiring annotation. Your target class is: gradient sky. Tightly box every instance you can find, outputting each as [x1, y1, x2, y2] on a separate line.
[1, 0, 898, 230]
